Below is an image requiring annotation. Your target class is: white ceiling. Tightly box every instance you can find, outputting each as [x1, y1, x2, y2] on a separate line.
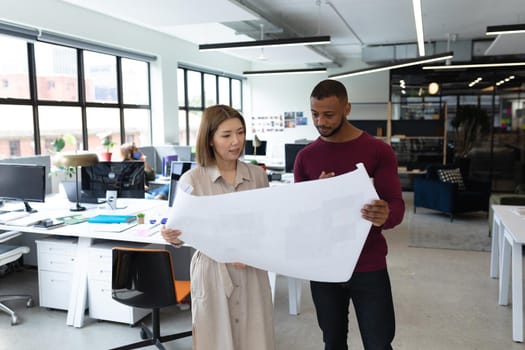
[61, 0, 525, 68]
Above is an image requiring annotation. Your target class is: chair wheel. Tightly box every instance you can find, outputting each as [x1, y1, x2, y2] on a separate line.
[140, 328, 148, 339]
[11, 314, 19, 326]
[26, 298, 34, 308]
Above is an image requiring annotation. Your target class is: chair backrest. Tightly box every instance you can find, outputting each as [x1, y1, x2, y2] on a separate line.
[112, 248, 183, 308]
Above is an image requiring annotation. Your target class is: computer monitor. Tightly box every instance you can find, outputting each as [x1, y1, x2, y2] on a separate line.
[168, 161, 198, 207]
[0, 163, 46, 212]
[245, 140, 267, 156]
[284, 143, 308, 173]
[162, 154, 178, 176]
[81, 161, 145, 199]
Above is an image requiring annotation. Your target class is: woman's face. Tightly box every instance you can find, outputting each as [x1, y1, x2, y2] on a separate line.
[211, 118, 245, 163]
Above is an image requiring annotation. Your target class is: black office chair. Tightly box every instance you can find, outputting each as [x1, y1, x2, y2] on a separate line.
[111, 247, 192, 350]
[0, 234, 34, 325]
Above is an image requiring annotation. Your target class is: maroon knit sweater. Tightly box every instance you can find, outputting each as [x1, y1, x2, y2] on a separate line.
[294, 132, 405, 272]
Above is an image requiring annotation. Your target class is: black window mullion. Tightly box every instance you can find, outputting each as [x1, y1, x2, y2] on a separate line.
[78, 49, 88, 150]
[27, 43, 40, 154]
[147, 62, 153, 145]
[229, 77, 232, 107]
[184, 69, 190, 145]
[116, 57, 125, 144]
[215, 75, 219, 105]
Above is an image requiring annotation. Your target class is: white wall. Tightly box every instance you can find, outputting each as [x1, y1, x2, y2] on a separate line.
[244, 70, 390, 161]
[0, 0, 251, 145]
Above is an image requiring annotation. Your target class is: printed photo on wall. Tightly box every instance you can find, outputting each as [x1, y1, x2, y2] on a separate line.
[252, 115, 284, 134]
[284, 112, 296, 128]
[295, 111, 307, 126]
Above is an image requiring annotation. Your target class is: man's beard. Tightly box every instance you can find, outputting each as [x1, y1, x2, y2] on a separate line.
[316, 117, 346, 137]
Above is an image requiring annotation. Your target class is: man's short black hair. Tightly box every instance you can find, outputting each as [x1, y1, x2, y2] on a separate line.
[310, 79, 348, 102]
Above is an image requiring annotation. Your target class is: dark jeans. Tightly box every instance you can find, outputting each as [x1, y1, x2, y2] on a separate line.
[310, 269, 395, 350]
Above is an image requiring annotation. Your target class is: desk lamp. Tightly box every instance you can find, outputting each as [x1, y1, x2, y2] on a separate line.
[253, 134, 262, 156]
[53, 152, 99, 211]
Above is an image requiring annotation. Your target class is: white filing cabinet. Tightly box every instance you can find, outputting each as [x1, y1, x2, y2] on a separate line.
[87, 241, 151, 324]
[36, 237, 78, 310]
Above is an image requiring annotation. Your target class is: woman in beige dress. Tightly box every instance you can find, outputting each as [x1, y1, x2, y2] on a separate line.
[161, 105, 276, 350]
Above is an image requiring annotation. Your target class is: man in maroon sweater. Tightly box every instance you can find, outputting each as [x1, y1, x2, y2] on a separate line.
[294, 79, 405, 350]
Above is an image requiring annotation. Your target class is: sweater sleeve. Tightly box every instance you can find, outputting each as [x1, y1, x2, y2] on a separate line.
[373, 144, 405, 230]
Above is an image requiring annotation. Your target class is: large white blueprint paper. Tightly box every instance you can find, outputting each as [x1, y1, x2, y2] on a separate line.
[167, 163, 378, 282]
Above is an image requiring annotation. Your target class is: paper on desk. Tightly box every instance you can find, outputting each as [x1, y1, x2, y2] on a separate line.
[167, 163, 378, 282]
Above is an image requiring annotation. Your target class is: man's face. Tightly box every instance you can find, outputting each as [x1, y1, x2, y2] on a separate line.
[310, 95, 349, 138]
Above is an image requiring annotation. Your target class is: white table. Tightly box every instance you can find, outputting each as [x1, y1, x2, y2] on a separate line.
[1, 195, 302, 327]
[490, 204, 525, 342]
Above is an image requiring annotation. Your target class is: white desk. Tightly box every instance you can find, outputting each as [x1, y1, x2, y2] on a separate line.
[490, 205, 525, 342]
[0, 197, 168, 328]
[1, 195, 302, 327]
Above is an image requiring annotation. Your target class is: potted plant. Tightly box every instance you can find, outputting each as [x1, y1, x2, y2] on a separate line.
[99, 133, 116, 161]
[136, 213, 145, 224]
[450, 105, 490, 176]
[50, 134, 77, 179]
[451, 105, 490, 158]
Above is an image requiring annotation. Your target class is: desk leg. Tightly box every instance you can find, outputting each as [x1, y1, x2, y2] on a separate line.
[287, 277, 303, 315]
[511, 242, 523, 342]
[66, 237, 91, 328]
[490, 217, 500, 278]
[499, 232, 511, 306]
[268, 271, 276, 304]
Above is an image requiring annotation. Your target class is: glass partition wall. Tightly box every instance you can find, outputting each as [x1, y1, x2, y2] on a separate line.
[390, 65, 525, 192]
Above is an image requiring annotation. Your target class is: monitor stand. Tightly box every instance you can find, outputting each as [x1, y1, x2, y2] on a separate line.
[24, 201, 37, 213]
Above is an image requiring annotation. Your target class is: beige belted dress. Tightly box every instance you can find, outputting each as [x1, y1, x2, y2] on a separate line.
[179, 161, 276, 350]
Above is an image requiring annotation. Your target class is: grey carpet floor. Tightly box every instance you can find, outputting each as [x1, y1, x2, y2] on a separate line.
[408, 200, 491, 252]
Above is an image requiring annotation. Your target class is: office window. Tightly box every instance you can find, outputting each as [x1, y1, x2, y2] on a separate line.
[218, 76, 230, 105]
[122, 58, 149, 105]
[177, 68, 185, 107]
[9, 140, 20, 157]
[0, 105, 33, 158]
[0, 35, 30, 99]
[0, 34, 152, 157]
[231, 79, 241, 110]
[204, 74, 217, 107]
[178, 109, 188, 146]
[188, 110, 203, 146]
[124, 108, 151, 147]
[34, 42, 78, 101]
[86, 107, 120, 152]
[39, 106, 82, 154]
[187, 70, 202, 108]
[84, 51, 118, 103]
[178, 66, 242, 145]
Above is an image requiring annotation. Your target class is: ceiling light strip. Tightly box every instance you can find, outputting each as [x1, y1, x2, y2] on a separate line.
[423, 62, 525, 70]
[412, 0, 425, 56]
[329, 52, 453, 79]
[486, 23, 525, 35]
[243, 68, 327, 77]
[199, 36, 331, 51]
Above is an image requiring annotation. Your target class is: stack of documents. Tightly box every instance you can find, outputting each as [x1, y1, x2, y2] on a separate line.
[0, 211, 30, 224]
